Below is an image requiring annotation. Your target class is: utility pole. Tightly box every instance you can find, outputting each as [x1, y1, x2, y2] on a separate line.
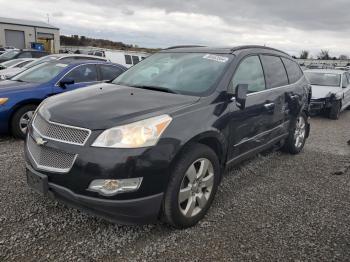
[47, 14, 50, 24]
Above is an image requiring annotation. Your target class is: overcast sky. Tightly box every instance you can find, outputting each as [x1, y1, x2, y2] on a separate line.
[0, 0, 349, 57]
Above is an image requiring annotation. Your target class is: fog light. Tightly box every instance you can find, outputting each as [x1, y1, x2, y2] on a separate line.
[88, 178, 143, 196]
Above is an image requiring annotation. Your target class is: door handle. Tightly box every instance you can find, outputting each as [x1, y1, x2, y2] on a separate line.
[264, 102, 275, 111]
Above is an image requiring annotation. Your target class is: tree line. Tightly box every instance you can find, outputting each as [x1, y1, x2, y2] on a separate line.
[298, 50, 349, 60]
[60, 35, 158, 53]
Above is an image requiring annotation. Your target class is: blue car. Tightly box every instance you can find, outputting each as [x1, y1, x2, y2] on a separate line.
[0, 60, 126, 138]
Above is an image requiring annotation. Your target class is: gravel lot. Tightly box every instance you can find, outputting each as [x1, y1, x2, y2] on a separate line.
[1, 111, 350, 262]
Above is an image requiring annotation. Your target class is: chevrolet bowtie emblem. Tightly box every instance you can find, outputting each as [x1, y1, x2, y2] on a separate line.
[35, 137, 47, 146]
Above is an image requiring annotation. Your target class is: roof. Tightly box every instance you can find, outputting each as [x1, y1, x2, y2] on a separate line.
[0, 17, 59, 30]
[43, 60, 127, 69]
[162, 45, 290, 56]
[304, 69, 346, 74]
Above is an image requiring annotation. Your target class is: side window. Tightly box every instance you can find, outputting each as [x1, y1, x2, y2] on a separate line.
[260, 55, 289, 88]
[99, 65, 125, 81]
[125, 55, 132, 65]
[346, 73, 350, 85]
[342, 73, 348, 87]
[281, 57, 303, 84]
[132, 56, 140, 65]
[231, 56, 266, 93]
[63, 64, 98, 83]
[18, 52, 32, 58]
[32, 52, 47, 58]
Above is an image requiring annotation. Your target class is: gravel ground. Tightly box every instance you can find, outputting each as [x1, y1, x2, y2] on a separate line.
[1, 111, 350, 262]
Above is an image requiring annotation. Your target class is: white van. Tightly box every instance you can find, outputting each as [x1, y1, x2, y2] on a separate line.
[88, 50, 149, 68]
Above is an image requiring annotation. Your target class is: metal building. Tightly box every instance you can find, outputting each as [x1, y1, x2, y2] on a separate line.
[0, 17, 60, 53]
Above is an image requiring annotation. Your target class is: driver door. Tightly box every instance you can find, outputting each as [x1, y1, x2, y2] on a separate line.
[56, 64, 99, 94]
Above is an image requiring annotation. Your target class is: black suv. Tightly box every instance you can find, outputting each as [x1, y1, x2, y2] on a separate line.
[25, 46, 311, 228]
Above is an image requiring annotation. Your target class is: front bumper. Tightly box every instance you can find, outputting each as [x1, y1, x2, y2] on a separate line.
[0, 107, 10, 134]
[24, 118, 177, 224]
[26, 164, 164, 224]
[309, 99, 330, 115]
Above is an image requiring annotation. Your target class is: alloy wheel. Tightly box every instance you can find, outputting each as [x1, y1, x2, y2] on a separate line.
[19, 110, 34, 135]
[178, 158, 214, 218]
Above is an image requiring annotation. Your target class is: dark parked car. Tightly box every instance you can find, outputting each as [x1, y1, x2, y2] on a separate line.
[0, 49, 48, 63]
[0, 61, 126, 138]
[24, 46, 311, 228]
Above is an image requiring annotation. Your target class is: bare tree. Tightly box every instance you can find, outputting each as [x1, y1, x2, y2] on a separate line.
[339, 54, 349, 60]
[300, 50, 309, 59]
[317, 50, 331, 60]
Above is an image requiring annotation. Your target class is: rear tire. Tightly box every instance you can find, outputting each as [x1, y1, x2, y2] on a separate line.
[329, 100, 341, 120]
[282, 112, 308, 154]
[162, 143, 220, 229]
[11, 104, 37, 139]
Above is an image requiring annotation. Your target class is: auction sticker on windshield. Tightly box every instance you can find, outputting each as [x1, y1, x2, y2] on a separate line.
[203, 54, 229, 63]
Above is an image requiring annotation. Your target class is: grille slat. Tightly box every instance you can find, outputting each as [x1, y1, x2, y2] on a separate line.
[32, 114, 90, 145]
[27, 136, 76, 173]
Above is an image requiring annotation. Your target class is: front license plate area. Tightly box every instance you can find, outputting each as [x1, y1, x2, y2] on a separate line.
[26, 169, 48, 196]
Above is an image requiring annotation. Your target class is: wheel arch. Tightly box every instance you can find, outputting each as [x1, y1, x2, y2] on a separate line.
[170, 131, 228, 171]
[8, 99, 42, 131]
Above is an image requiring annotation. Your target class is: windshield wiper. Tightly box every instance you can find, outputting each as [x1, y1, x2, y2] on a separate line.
[131, 85, 178, 94]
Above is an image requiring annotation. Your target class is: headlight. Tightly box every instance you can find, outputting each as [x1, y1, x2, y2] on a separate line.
[0, 98, 8, 105]
[92, 114, 172, 148]
[0, 75, 6, 80]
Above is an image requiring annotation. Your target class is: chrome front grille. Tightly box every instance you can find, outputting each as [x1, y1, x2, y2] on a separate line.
[32, 113, 91, 146]
[27, 136, 77, 173]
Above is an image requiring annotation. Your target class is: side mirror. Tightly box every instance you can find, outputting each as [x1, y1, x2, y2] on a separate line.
[59, 77, 75, 89]
[235, 84, 248, 110]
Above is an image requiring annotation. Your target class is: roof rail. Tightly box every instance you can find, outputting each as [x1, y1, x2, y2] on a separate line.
[230, 45, 290, 56]
[165, 45, 206, 50]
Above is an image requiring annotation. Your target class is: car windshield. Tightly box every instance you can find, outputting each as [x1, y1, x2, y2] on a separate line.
[304, 72, 341, 87]
[113, 52, 233, 96]
[0, 50, 19, 60]
[24, 56, 60, 69]
[1, 59, 24, 68]
[11, 62, 68, 83]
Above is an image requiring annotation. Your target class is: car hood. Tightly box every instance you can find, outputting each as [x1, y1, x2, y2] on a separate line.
[311, 85, 342, 99]
[42, 83, 200, 130]
[0, 80, 39, 94]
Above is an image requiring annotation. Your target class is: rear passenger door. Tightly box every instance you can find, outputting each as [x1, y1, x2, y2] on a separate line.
[259, 55, 290, 133]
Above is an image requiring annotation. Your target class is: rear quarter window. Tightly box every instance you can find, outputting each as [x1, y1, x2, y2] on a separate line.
[282, 58, 303, 84]
[260, 55, 289, 88]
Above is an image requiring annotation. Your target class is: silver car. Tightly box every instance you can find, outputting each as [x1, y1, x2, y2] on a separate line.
[0, 54, 110, 80]
[305, 69, 350, 119]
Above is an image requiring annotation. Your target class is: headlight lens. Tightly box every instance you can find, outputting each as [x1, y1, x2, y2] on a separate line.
[92, 115, 172, 148]
[0, 98, 8, 105]
[0, 75, 6, 80]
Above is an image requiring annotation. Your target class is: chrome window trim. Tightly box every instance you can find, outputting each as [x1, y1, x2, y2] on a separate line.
[32, 113, 92, 146]
[26, 135, 77, 174]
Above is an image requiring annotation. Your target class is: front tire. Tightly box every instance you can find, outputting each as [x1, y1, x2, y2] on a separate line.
[162, 143, 220, 229]
[329, 100, 341, 120]
[11, 104, 37, 139]
[282, 112, 308, 154]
